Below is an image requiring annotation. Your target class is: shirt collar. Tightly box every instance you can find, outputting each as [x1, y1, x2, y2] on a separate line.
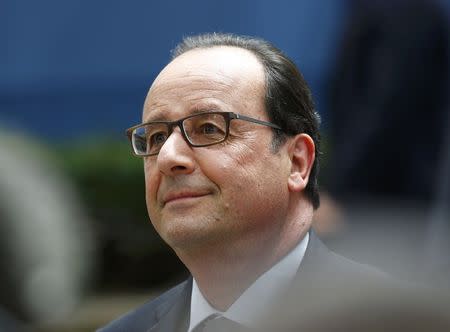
[188, 232, 309, 331]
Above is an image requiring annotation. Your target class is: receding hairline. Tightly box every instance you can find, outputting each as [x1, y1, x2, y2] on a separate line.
[149, 45, 266, 94]
[144, 45, 267, 121]
[169, 45, 266, 75]
[165, 45, 269, 104]
[172, 43, 258, 57]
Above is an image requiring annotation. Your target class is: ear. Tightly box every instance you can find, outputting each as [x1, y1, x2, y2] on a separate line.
[287, 133, 316, 192]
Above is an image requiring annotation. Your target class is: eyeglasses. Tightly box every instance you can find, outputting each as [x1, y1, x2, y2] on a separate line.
[126, 111, 282, 157]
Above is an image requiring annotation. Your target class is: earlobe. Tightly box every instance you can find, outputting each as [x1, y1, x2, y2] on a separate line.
[288, 172, 306, 192]
[287, 134, 315, 193]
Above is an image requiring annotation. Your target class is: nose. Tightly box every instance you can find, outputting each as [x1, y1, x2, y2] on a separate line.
[156, 127, 195, 176]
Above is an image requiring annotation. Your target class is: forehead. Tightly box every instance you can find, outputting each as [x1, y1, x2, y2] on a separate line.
[143, 46, 266, 121]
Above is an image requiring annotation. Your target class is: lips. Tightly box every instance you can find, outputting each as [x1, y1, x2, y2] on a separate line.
[162, 190, 211, 205]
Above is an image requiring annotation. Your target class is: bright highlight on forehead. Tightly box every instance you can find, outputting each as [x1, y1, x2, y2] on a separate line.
[156, 46, 264, 86]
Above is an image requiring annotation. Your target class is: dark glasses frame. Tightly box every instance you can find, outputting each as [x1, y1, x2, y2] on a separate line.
[126, 111, 282, 157]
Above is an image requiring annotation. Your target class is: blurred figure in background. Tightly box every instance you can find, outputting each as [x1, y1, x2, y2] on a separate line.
[275, 283, 450, 332]
[317, 0, 450, 285]
[0, 129, 93, 329]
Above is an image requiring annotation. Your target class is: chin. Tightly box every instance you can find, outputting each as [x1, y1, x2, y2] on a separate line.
[157, 217, 201, 245]
[158, 216, 224, 250]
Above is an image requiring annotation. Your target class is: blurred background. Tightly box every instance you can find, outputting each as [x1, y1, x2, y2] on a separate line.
[1, 0, 449, 331]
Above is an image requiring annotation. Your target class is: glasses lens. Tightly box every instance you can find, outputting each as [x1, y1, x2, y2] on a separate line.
[132, 123, 169, 155]
[183, 113, 227, 145]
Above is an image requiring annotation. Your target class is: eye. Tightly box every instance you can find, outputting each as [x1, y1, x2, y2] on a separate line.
[149, 131, 168, 146]
[184, 114, 227, 144]
[200, 122, 221, 135]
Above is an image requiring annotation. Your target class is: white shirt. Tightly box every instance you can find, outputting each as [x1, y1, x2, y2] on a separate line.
[187, 232, 309, 331]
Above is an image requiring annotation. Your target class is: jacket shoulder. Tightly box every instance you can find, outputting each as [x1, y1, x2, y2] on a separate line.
[296, 231, 395, 292]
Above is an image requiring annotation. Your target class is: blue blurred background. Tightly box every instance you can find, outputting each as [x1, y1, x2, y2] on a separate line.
[2, 0, 350, 140]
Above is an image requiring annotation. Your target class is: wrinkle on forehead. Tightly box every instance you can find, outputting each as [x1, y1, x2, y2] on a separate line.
[148, 73, 235, 101]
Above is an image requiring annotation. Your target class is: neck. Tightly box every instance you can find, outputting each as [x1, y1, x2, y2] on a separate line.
[175, 202, 312, 310]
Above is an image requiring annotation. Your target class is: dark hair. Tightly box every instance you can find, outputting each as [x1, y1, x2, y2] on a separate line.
[172, 33, 321, 209]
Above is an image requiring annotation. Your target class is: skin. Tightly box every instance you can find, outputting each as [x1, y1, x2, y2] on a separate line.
[143, 46, 316, 310]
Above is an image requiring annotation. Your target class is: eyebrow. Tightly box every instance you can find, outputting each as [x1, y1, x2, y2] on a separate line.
[143, 103, 222, 123]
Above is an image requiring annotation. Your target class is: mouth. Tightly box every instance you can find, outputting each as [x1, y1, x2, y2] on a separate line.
[163, 191, 211, 206]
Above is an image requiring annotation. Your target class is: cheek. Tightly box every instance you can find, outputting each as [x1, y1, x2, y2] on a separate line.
[232, 146, 288, 201]
[214, 148, 278, 201]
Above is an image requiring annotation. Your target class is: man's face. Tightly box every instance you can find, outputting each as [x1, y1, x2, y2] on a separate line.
[143, 47, 292, 252]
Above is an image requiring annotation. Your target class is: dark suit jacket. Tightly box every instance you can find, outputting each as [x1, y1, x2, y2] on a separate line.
[98, 231, 389, 332]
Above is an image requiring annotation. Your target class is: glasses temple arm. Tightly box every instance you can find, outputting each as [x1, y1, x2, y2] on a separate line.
[233, 113, 282, 130]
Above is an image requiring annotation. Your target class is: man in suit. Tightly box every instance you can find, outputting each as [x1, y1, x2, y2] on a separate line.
[99, 33, 388, 332]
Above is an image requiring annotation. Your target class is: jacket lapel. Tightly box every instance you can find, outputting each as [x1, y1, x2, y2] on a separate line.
[148, 278, 192, 332]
